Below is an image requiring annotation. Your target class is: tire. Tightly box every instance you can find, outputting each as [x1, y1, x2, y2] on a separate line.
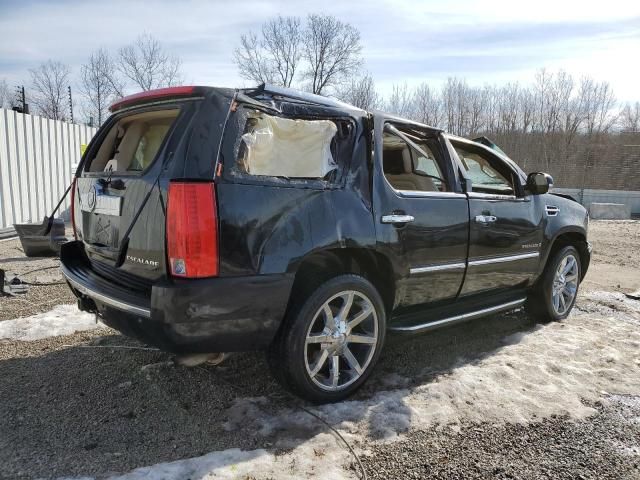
[268, 274, 386, 403]
[526, 245, 582, 323]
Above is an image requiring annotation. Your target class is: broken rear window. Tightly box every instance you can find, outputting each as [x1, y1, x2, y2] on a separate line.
[234, 110, 342, 180]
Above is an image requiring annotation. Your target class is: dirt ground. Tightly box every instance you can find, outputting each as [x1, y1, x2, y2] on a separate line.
[0, 221, 638, 480]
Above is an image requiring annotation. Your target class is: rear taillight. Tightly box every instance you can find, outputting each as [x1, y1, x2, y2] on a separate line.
[166, 181, 218, 278]
[70, 178, 77, 240]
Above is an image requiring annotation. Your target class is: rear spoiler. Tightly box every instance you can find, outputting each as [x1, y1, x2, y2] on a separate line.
[109, 86, 202, 112]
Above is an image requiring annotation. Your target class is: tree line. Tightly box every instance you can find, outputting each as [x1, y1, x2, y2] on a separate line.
[0, 33, 181, 126]
[1, 16, 639, 138]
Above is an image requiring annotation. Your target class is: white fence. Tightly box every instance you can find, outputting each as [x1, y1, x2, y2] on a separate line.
[0, 108, 96, 229]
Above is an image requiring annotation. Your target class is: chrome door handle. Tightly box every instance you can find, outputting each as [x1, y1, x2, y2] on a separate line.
[475, 215, 497, 223]
[381, 214, 415, 224]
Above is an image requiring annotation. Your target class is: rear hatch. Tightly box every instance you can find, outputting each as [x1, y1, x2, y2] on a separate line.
[73, 86, 232, 289]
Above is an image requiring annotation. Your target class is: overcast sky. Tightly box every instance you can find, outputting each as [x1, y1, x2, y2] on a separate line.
[1, 0, 639, 102]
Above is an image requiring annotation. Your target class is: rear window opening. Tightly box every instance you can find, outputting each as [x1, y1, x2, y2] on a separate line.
[234, 109, 351, 181]
[86, 109, 179, 173]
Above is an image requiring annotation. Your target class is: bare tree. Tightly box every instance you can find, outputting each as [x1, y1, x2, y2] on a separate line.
[235, 16, 302, 87]
[576, 77, 617, 135]
[29, 60, 71, 120]
[262, 16, 302, 87]
[386, 83, 414, 118]
[80, 48, 120, 126]
[235, 33, 275, 85]
[336, 73, 380, 110]
[413, 82, 443, 128]
[303, 14, 362, 95]
[117, 33, 182, 91]
[0, 79, 10, 108]
[620, 102, 640, 132]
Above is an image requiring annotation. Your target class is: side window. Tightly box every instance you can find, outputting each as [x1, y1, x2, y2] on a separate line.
[235, 109, 345, 181]
[382, 131, 447, 192]
[454, 145, 515, 195]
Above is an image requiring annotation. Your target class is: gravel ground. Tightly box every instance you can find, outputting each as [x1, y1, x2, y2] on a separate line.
[0, 232, 75, 320]
[0, 220, 639, 479]
[363, 396, 640, 480]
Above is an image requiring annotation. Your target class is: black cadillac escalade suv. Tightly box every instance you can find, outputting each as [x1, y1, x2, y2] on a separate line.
[61, 85, 591, 402]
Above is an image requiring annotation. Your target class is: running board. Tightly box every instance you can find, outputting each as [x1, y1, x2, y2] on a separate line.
[389, 298, 526, 333]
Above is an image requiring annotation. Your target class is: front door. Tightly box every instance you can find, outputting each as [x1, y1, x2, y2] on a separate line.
[374, 122, 469, 307]
[449, 138, 543, 296]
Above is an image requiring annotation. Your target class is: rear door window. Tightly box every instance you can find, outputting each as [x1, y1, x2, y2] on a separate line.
[230, 107, 353, 184]
[86, 109, 179, 173]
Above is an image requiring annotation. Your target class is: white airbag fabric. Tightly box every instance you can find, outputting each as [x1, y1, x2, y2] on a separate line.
[241, 114, 337, 178]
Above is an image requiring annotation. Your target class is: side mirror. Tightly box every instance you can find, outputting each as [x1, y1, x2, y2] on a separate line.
[526, 172, 553, 195]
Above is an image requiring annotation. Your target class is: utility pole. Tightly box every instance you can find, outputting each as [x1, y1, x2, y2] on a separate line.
[13, 86, 28, 114]
[68, 86, 74, 123]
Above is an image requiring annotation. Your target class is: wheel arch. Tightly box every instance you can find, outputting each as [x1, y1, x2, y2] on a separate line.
[542, 228, 590, 281]
[286, 247, 397, 316]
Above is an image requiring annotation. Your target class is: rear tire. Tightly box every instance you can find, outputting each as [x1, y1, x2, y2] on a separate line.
[268, 274, 386, 403]
[526, 245, 581, 322]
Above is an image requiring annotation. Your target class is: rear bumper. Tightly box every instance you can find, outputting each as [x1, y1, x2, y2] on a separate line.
[60, 241, 293, 353]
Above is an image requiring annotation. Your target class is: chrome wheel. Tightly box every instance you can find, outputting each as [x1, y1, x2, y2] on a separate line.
[551, 253, 579, 316]
[304, 290, 378, 392]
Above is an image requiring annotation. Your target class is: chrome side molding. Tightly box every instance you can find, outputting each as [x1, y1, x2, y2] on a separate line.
[390, 298, 526, 333]
[468, 251, 539, 266]
[410, 262, 466, 275]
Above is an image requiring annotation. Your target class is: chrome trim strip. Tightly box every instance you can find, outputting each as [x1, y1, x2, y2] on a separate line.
[61, 267, 151, 318]
[467, 192, 518, 201]
[410, 262, 466, 275]
[390, 298, 526, 333]
[468, 251, 539, 266]
[545, 205, 560, 216]
[396, 190, 467, 199]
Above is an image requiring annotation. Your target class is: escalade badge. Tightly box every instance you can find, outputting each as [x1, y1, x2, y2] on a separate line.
[126, 255, 160, 268]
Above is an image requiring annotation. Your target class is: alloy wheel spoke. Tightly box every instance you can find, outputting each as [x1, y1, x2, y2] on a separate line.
[558, 291, 567, 311]
[347, 306, 372, 330]
[562, 257, 575, 275]
[342, 347, 363, 375]
[337, 292, 355, 321]
[565, 273, 578, 282]
[323, 304, 336, 330]
[306, 333, 334, 344]
[309, 349, 329, 377]
[330, 355, 340, 387]
[553, 293, 560, 311]
[347, 333, 376, 344]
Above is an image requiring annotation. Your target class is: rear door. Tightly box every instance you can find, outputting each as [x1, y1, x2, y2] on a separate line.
[373, 120, 469, 307]
[449, 137, 543, 296]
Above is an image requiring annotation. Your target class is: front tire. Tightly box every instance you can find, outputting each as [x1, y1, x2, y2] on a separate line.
[526, 245, 581, 322]
[268, 275, 386, 403]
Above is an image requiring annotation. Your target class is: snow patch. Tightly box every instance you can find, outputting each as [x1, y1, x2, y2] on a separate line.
[0, 305, 103, 341]
[62, 436, 357, 480]
[225, 291, 640, 441]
